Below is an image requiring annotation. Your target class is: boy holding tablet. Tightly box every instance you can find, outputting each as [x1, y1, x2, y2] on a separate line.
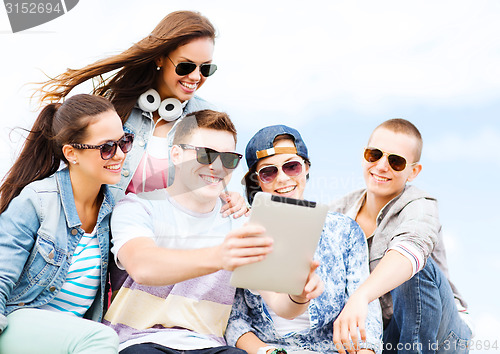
[104, 111, 321, 353]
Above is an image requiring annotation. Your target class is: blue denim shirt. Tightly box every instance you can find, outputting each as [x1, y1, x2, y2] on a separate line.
[0, 168, 114, 333]
[225, 212, 383, 353]
[109, 95, 215, 202]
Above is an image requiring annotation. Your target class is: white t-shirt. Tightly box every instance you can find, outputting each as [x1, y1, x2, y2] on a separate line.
[108, 189, 245, 351]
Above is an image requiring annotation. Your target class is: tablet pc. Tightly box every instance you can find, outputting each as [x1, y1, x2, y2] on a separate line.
[230, 192, 328, 295]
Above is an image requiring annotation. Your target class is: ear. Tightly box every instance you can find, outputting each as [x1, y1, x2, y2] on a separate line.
[170, 145, 183, 166]
[407, 163, 422, 182]
[155, 56, 164, 68]
[62, 144, 78, 165]
[304, 161, 311, 182]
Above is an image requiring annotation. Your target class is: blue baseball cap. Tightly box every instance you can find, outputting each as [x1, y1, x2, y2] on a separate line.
[245, 125, 309, 171]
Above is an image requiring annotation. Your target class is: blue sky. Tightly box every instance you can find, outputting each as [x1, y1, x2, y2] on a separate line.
[1, 1, 499, 350]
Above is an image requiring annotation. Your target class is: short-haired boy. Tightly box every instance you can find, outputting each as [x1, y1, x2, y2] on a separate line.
[330, 119, 472, 353]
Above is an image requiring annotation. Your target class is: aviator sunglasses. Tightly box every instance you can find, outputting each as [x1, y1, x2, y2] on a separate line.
[70, 133, 134, 160]
[363, 147, 417, 172]
[256, 160, 306, 184]
[167, 57, 217, 77]
[178, 144, 242, 169]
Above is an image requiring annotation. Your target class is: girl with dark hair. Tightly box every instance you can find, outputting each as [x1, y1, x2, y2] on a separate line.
[0, 94, 133, 353]
[37, 10, 246, 217]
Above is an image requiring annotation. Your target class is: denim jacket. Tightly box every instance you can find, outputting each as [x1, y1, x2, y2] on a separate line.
[109, 95, 215, 202]
[0, 168, 114, 333]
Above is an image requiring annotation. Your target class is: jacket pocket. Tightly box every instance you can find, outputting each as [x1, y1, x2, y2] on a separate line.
[8, 235, 66, 303]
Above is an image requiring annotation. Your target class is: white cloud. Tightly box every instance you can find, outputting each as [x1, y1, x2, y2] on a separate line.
[442, 229, 461, 257]
[472, 313, 500, 350]
[179, 0, 500, 130]
[3, 1, 500, 130]
[425, 128, 500, 165]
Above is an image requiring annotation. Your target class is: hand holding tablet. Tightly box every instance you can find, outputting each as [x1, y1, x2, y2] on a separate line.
[230, 192, 328, 295]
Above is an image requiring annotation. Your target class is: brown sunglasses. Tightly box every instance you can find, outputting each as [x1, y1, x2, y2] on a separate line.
[364, 147, 417, 172]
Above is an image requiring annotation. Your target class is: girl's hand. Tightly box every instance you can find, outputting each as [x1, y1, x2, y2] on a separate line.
[290, 261, 324, 303]
[220, 191, 249, 218]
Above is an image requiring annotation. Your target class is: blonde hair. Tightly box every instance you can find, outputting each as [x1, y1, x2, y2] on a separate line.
[370, 118, 423, 162]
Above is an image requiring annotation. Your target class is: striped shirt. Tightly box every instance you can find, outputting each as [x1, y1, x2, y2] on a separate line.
[40, 228, 100, 316]
[104, 190, 244, 351]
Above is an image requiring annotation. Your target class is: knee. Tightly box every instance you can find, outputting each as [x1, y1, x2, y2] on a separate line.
[93, 325, 119, 350]
[78, 322, 119, 352]
[96, 325, 119, 346]
[393, 258, 440, 296]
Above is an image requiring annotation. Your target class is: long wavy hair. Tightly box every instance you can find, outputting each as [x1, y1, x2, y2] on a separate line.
[0, 94, 115, 214]
[37, 11, 216, 123]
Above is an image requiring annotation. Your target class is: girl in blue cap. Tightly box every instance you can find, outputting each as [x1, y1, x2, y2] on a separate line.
[225, 125, 382, 354]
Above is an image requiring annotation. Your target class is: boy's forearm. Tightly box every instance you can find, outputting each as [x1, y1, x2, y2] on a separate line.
[118, 237, 221, 286]
[359, 250, 413, 302]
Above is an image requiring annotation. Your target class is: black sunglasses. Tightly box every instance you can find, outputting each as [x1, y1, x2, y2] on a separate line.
[70, 133, 134, 160]
[167, 57, 217, 77]
[363, 147, 416, 172]
[178, 144, 242, 169]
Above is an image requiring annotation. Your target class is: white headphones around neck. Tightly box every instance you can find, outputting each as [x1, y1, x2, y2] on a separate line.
[137, 88, 185, 122]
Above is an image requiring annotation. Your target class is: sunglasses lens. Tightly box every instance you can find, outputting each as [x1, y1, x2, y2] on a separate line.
[175, 62, 197, 76]
[186, 146, 240, 169]
[258, 166, 278, 183]
[282, 160, 303, 177]
[193, 148, 210, 165]
[388, 155, 407, 171]
[118, 134, 134, 154]
[220, 153, 241, 169]
[364, 148, 408, 171]
[200, 63, 217, 77]
[100, 142, 117, 160]
[364, 148, 383, 163]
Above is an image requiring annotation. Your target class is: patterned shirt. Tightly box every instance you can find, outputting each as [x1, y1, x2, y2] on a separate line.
[225, 212, 383, 353]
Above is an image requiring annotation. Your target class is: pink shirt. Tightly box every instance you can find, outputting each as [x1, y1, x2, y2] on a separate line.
[126, 136, 170, 194]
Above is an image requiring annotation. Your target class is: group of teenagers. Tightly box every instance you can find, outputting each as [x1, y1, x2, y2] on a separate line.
[0, 10, 473, 354]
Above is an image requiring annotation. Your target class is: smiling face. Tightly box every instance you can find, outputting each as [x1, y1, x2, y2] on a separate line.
[363, 127, 422, 205]
[170, 128, 237, 212]
[255, 139, 309, 200]
[155, 37, 215, 102]
[68, 110, 127, 186]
